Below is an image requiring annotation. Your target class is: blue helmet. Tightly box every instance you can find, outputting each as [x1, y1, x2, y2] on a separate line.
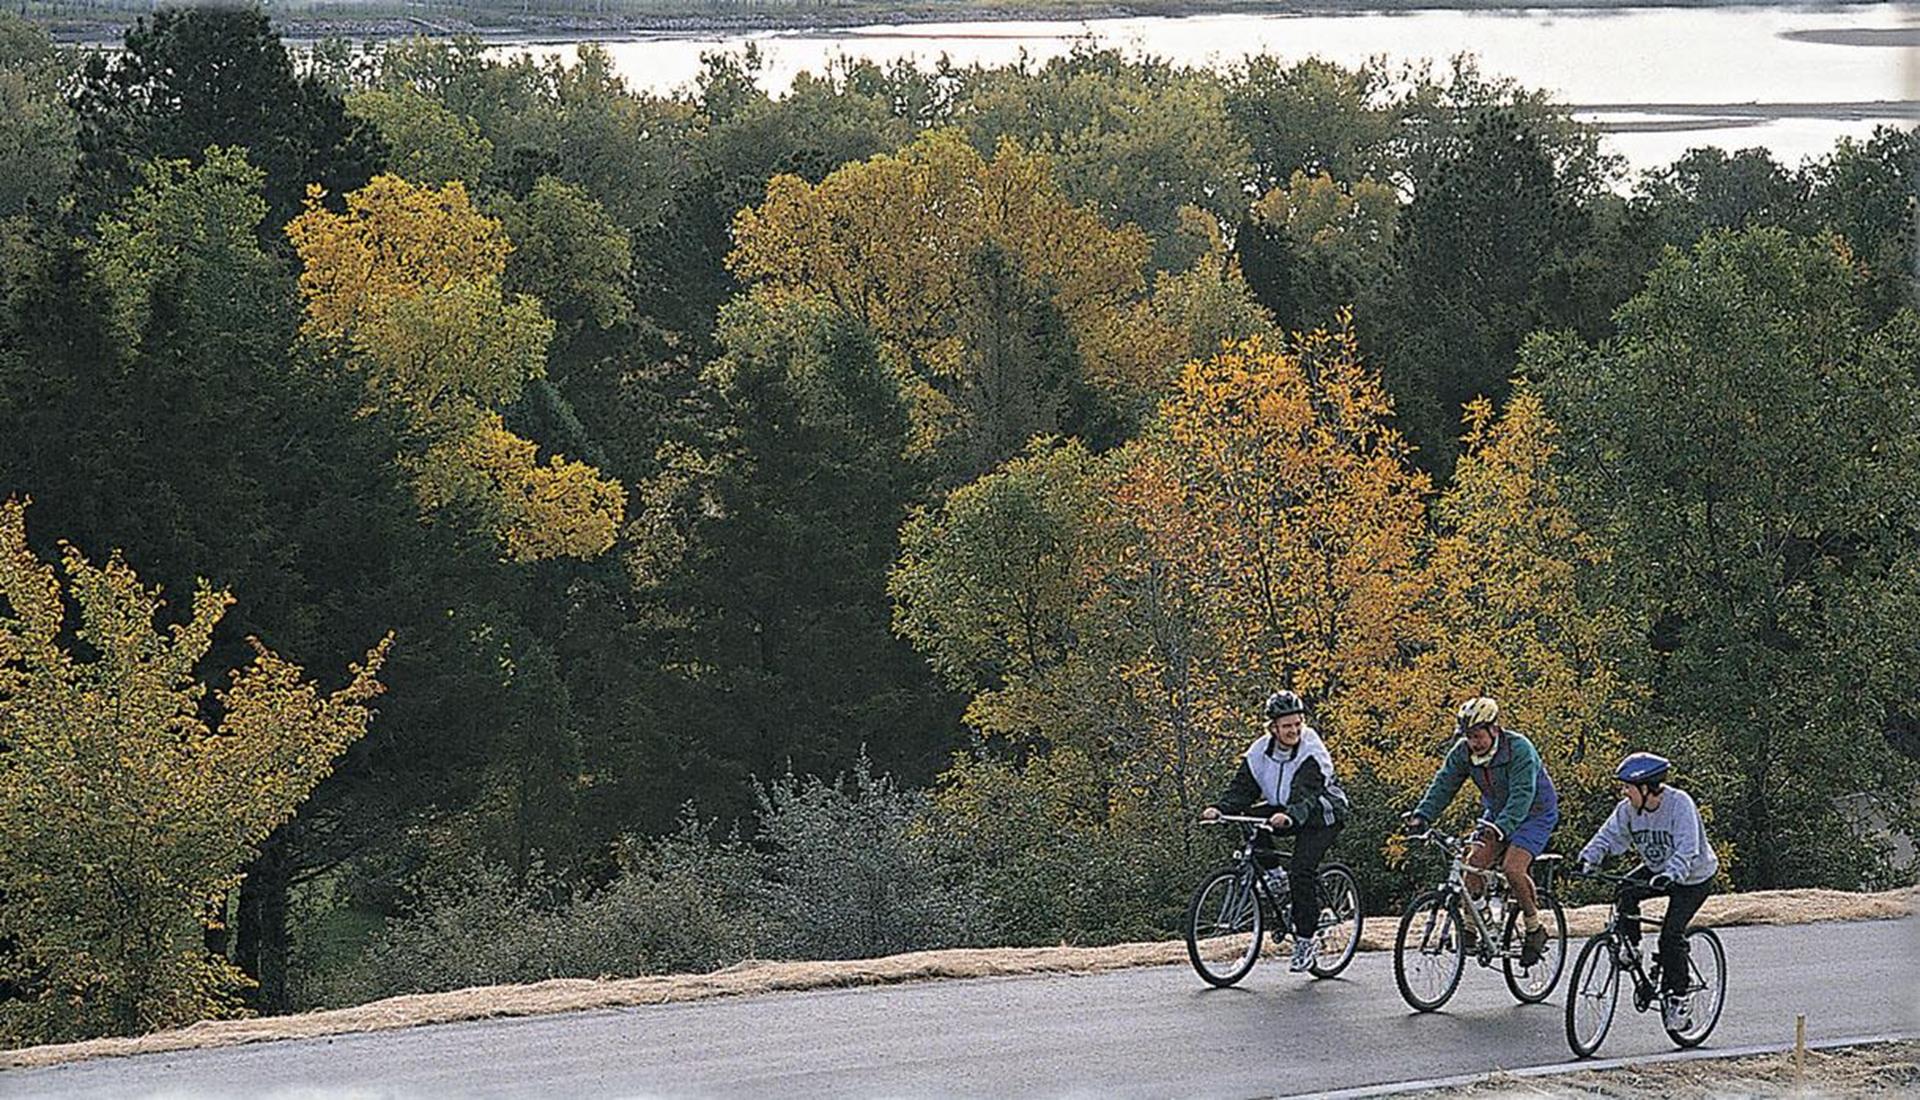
[1615, 752, 1670, 786]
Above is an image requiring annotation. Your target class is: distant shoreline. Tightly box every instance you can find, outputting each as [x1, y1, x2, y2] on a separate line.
[32, 0, 1901, 47]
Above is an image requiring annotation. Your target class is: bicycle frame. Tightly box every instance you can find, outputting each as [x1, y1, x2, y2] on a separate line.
[1410, 828, 1517, 963]
[1203, 815, 1304, 913]
[1586, 871, 1708, 1010]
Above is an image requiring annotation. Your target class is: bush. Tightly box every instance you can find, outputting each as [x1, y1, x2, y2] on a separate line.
[928, 747, 1213, 947]
[323, 814, 760, 1005]
[754, 754, 981, 959]
[562, 815, 761, 976]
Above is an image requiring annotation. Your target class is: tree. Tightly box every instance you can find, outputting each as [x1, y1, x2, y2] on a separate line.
[286, 174, 625, 561]
[893, 440, 1221, 941]
[0, 499, 387, 1043]
[69, 5, 381, 230]
[93, 148, 282, 357]
[491, 175, 633, 340]
[1148, 205, 1277, 363]
[1125, 327, 1431, 715]
[345, 86, 494, 188]
[0, 15, 75, 220]
[730, 129, 1169, 480]
[1408, 386, 1629, 817]
[624, 291, 960, 827]
[1376, 110, 1591, 473]
[1535, 227, 1920, 889]
[1224, 55, 1397, 194]
[1240, 170, 1398, 332]
[1801, 126, 1918, 326]
[952, 46, 1251, 270]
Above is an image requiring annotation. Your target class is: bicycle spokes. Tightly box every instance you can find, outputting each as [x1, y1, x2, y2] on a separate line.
[1566, 938, 1622, 1057]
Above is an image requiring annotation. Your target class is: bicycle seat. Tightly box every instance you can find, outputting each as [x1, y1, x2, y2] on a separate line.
[1532, 853, 1563, 889]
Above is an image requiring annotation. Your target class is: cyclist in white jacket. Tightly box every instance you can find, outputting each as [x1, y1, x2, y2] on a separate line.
[1201, 690, 1350, 973]
[1578, 752, 1719, 1028]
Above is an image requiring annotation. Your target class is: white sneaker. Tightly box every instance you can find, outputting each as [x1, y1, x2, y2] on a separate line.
[1662, 994, 1693, 1031]
[1289, 938, 1316, 972]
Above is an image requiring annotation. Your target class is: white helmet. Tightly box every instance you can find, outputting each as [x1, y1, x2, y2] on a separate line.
[1455, 696, 1499, 733]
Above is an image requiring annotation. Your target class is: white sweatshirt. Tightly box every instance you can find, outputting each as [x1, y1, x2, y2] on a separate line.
[1579, 787, 1720, 886]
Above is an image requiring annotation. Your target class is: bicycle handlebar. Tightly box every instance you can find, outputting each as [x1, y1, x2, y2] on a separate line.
[1200, 814, 1274, 831]
[1405, 826, 1464, 851]
[1567, 865, 1656, 887]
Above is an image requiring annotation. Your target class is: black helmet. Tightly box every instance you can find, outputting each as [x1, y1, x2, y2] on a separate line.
[1264, 690, 1305, 719]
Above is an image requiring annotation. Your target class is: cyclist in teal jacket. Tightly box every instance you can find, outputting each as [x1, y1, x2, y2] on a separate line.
[1402, 697, 1559, 965]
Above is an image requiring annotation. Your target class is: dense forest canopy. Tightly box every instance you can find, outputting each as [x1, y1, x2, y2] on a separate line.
[1, 5, 1916, 1045]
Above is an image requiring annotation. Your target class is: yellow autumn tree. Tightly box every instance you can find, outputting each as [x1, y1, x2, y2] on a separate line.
[1400, 386, 1630, 810]
[286, 175, 623, 561]
[0, 499, 389, 1043]
[730, 129, 1177, 475]
[1122, 324, 1433, 737]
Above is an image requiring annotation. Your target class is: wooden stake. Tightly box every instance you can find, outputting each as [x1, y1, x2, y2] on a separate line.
[1795, 1014, 1807, 1074]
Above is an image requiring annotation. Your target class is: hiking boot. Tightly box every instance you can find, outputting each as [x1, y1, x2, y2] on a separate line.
[1662, 993, 1694, 1031]
[1289, 937, 1317, 973]
[1520, 925, 1548, 968]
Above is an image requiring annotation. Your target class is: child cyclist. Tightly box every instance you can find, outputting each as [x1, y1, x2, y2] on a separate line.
[1578, 752, 1721, 1029]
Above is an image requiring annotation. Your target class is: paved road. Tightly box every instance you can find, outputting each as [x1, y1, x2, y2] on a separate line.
[6, 919, 1917, 1099]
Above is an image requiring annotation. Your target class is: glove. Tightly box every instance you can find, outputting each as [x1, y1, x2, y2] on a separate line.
[1477, 819, 1505, 842]
[1400, 812, 1426, 834]
[1579, 858, 1599, 876]
[1648, 872, 1674, 890]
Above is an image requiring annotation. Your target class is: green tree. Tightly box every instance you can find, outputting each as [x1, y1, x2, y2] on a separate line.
[625, 291, 960, 827]
[1801, 125, 1918, 325]
[1377, 110, 1592, 473]
[952, 46, 1250, 269]
[69, 5, 381, 230]
[0, 499, 387, 1043]
[1240, 170, 1398, 331]
[1536, 227, 1920, 889]
[0, 15, 75, 220]
[1224, 54, 1396, 193]
[345, 86, 494, 188]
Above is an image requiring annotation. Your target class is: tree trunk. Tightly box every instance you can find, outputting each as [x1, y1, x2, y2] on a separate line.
[235, 828, 293, 1014]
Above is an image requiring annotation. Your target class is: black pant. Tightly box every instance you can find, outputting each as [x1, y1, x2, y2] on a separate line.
[1254, 819, 1342, 937]
[1618, 866, 1713, 995]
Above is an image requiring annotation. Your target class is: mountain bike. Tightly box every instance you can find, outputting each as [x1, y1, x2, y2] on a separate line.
[1185, 815, 1364, 985]
[1393, 824, 1568, 1011]
[1563, 866, 1727, 1057]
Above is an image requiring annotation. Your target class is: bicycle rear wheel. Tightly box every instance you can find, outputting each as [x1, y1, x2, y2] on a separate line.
[1185, 866, 1263, 987]
[1663, 927, 1726, 1048]
[1394, 890, 1465, 1012]
[1309, 863, 1363, 978]
[1503, 893, 1568, 1003]
[1564, 934, 1622, 1058]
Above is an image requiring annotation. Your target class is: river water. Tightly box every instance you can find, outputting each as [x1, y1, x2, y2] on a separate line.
[521, 3, 1917, 173]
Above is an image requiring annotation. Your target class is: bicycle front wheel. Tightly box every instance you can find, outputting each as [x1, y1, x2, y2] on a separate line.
[1394, 889, 1466, 1012]
[1185, 866, 1263, 987]
[1564, 934, 1622, 1058]
[1664, 927, 1727, 1048]
[1309, 863, 1364, 979]
[1503, 893, 1568, 1004]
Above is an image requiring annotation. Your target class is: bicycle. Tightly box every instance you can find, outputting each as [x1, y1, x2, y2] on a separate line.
[1185, 815, 1365, 985]
[1563, 866, 1727, 1057]
[1392, 824, 1568, 1011]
